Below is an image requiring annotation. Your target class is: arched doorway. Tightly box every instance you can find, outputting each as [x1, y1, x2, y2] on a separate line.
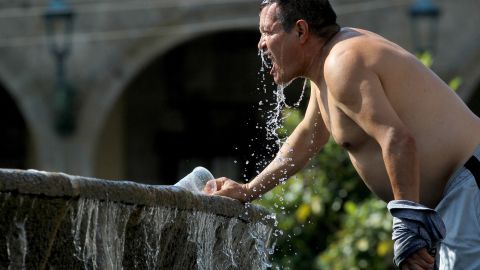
[95, 29, 307, 184]
[0, 83, 28, 169]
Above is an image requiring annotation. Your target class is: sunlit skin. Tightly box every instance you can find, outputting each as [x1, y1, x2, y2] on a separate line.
[207, 3, 480, 269]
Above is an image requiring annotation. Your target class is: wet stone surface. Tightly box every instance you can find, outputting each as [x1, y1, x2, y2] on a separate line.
[0, 169, 275, 269]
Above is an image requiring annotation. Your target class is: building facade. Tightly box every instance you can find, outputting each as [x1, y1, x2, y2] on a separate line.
[0, 0, 479, 184]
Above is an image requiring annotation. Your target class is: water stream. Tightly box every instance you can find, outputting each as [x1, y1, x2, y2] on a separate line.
[71, 198, 133, 270]
[69, 198, 274, 270]
[258, 49, 308, 149]
[254, 49, 311, 267]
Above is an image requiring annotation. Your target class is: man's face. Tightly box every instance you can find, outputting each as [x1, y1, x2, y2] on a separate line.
[258, 3, 299, 85]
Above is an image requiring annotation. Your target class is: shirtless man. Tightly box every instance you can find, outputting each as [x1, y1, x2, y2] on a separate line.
[206, 0, 480, 269]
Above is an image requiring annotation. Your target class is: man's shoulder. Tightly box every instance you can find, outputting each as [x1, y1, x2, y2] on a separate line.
[325, 45, 363, 67]
[322, 48, 367, 105]
[324, 27, 395, 66]
[323, 45, 366, 84]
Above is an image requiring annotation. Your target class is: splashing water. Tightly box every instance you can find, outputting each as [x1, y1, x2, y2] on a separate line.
[71, 198, 133, 270]
[293, 79, 308, 107]
[258, 49, 272, 75]
[68, 197, 274, 270]
[257, 49, 308, 149]
[254, 50, 311, 268]
[6, 218, 28, 270]
[5, 196, 29, 270]
[174, 167, 216, 194]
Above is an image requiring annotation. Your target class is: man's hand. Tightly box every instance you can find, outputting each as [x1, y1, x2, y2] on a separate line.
[400, 248, 435, 270]
[203, 177, 252, 203]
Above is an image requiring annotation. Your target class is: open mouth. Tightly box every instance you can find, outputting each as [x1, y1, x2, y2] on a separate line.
[265, 53, 277, 76]
[259, 50, 279, 78]
[268, 57, 278, 77]
[259, 50, 274, 71]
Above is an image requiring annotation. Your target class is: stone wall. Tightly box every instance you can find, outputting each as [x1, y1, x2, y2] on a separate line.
[0, 169, 275, 269]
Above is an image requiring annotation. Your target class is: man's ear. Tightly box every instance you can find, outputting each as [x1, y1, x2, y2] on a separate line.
[295, 20, 309, 43]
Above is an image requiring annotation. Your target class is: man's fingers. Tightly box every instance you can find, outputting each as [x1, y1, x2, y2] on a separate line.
[203, 180, 217, 194]
[214, 178, 229, 190]
[402, 263, 429, 270]
[210, 178, 233, 196]
[411, 248, 434, 267]
[203, 178, 228, 194]
[401, 248, 435, 270]
[416, 248, 435, 264]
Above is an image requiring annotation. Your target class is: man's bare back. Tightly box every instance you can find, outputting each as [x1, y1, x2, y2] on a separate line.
[313, 27, 480, 208]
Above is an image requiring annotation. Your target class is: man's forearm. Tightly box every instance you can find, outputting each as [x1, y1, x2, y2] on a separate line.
[245, 122, 326, 201]
[383, 130, 420, 202]
[242, 84, 329, 201]
[245, 152, 302, 200]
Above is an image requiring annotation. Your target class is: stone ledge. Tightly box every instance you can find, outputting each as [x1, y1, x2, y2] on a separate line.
[0, 169, 275, 269]
[0, 169, 273, 226]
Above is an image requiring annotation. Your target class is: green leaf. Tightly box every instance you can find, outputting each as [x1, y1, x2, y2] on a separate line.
[449, 77, 462, 91]
[344, 200, 357, 215]
[418, 52, 433, 68]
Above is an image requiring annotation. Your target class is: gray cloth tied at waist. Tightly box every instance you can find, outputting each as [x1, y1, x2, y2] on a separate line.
[387, 200, 446, 267]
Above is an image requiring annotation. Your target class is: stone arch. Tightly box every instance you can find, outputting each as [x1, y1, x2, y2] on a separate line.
[93, 27, 276, 182]
[0, 67, 35, 137]
[0, 77, 30, 169]
[78, 12, 257, 175]
[80, 20, 259, 177]
[83, 25, 257, 136]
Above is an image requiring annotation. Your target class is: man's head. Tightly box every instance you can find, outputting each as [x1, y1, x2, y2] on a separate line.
[258, 0, 340, 84]
[260, 0, 339, 39]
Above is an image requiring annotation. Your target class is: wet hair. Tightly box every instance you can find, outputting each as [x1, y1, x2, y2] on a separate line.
[261, 0, 340, 39]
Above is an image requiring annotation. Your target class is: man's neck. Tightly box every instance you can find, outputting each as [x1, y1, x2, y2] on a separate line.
[303, 35, 336, 82]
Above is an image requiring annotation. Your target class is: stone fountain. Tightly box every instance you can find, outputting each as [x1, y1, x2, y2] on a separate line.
[0, 169, 274, 269]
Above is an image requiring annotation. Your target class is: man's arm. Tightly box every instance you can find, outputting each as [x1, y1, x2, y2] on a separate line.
[324, 50, 433, 269]
[324, 50, 420, 202]
[209, 83, 330, 202]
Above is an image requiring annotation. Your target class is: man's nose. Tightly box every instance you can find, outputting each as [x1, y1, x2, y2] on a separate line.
[258, 36, 266, 50]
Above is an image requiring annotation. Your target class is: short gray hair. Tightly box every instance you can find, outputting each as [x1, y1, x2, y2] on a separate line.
[260, 0, 340, 38]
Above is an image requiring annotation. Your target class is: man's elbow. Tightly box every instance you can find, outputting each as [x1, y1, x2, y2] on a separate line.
[383, 127, 417, 154]
[311, 126, 330, 153]
[296, 121, 329, 149]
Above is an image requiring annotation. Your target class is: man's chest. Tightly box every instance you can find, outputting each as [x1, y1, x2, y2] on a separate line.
[315, 83, 369, 149]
